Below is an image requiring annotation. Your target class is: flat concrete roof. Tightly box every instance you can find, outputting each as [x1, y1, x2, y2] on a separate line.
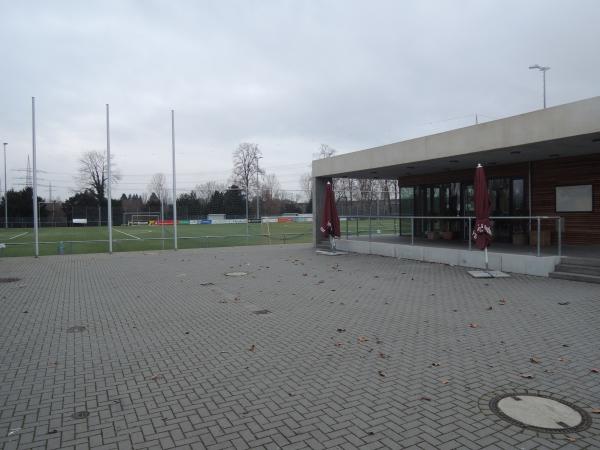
[312, 96, 600, 179]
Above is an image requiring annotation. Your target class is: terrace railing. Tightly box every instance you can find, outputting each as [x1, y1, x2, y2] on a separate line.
[340, 215, 563, 257]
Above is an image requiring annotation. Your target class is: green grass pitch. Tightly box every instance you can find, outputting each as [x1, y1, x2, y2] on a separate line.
[0, 218, 406, 257]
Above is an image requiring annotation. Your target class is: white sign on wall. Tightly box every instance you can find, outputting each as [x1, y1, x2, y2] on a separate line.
[556, 185, 593, 212]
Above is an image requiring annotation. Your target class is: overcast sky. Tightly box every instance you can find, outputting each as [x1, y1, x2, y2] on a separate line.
[1, 0, 599, 200]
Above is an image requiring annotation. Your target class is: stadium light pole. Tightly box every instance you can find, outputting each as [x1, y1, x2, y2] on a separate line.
[31, 97, 39, 257]
[3, 142, 7, 228]
[171, 109, 177, 250]
[256, 155, 262, 219]
[106, 104, 113, 254]
[529, 64, 550, 109]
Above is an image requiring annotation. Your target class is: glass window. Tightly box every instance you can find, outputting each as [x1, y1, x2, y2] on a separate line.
[463, 184, 474, 215]
[431, 187, 440, 214]
[489, 178, 510, 215]
[512, 178, 525, 214]
[400, 187, 414, 216]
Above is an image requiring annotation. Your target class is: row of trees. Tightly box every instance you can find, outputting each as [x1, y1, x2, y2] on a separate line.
[1, 143, 399, 226]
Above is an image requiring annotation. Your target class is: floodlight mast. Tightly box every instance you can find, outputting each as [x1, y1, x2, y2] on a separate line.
[529, 64, 550, 109]
[3, 142, 7, 229]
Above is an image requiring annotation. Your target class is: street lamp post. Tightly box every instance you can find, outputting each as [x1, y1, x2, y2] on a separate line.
[529, 64, 550, 109]
[3, 142, 7, 228]
[256, 156, 262, 219]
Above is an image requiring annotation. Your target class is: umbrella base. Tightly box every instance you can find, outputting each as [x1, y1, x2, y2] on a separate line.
[468, 270, 510, 278]
[316, 250, 348, 256]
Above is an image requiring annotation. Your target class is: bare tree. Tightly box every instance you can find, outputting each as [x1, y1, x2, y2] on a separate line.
[299, 172, 313, 201]
[77, 150, 120, 203]
[313, 143, 337, 160]
[232, 143, 263, 192]
[148, 173, 169, 203]
[262, 173, 281, 199]
[195, 181, 226, 201]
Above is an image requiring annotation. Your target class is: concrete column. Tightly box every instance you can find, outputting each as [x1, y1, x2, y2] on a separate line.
[312, 176, 331, 246]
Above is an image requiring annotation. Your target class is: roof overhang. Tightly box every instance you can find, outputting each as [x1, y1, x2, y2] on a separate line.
[312, 96, 600, 179]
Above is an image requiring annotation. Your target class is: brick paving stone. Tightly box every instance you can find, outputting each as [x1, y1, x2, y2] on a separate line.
[1, 244, 599, 449]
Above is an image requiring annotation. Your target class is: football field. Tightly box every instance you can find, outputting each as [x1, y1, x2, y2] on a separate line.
[0, 218, 406, 257]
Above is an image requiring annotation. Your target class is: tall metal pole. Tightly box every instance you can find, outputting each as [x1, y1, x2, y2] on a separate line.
[3, 142, 7, 228]
[31, 97, 39, 257]
[542, 70, 546, 109]
[171, 110, 177, 250]
[106, 104, 113, 253]
[256, 157, 260, 219]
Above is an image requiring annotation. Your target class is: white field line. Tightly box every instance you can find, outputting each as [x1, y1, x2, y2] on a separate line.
[7, 232, 28, 240]
[113, 228, 142, 240]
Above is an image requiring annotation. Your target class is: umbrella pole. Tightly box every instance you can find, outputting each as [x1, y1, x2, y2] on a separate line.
[484, 247, 489, 271]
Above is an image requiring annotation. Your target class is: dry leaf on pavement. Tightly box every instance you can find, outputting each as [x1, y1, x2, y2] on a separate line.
[358, 336, 369, 343]
[530, 356, 541, 364]
[520, 373, 534, 379]
[248, 344, 256, 352]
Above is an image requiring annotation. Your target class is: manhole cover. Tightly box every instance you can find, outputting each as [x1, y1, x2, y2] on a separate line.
[66, 326, 86, 333]
[489, 393, 591, 433]
[252, 309, 271, 315]
[225, 272, 247, 277]
[0, 277, 20, 283]
[71, 411, 89, 419]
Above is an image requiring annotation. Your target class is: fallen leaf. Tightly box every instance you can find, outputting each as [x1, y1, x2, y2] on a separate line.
[336, 328, 346, 333]
[468, 323, 480, 328]
[558, 301, 570, 305]
[150, 374, 163, 381]
[248, 344, 256, 352]
[591, 368, 600, 373]
[530, 356, 541, 364]
[440, 379, 449, 384]
[334, 342, 343, 347]
[420, 396, 431, 401]
[486, 306, 493, 311]
[566, 436, 577, 442]
[357, 336, 369, 343]
[558, 357, 568, 362]
[431, 362, 441, 367]
[520, 373, 534, 379]
[48, 429, 58, 434]
[590, 408, 600, 414]
[8, 428, 21, 436]
[499, 299, 507, 305]
[378, 370, 386, 377]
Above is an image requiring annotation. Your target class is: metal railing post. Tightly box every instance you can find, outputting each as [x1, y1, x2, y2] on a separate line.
[410, 217, 414, 245]
[345, 218, 348, 239]
[536, 217, 541, 257]
[369, 215, 372, 241]
[468, 217, 472, 251]
[557, 217, 562, 257]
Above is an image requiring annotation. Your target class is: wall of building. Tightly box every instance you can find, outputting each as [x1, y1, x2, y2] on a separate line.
[397, 154, 600, 245]
[532, 154, 600, 245]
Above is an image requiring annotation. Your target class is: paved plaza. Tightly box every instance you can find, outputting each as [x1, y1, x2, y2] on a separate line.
[1, 244, 599, 449]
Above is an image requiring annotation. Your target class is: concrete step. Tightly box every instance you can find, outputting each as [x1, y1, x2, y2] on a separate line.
[549, 271, 600, 284]
[554, 264, 600, 277]
[561, 256, 600, 267]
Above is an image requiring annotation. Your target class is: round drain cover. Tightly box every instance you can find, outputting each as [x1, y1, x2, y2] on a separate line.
[225, 272, 247, 277]
[67, 326, 86, 333]
[490, 394, 590, 433]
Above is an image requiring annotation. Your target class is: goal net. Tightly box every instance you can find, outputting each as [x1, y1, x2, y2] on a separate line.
[123, 212, 161, 226]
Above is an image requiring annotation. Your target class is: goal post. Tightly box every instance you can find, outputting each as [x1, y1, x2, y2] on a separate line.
[122, 212, 161, 226]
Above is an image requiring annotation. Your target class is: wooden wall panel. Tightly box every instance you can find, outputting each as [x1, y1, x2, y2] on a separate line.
[532, 153, 600, 245]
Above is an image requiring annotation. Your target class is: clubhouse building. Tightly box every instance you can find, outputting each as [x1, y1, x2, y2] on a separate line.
[312, 96, 600, 277]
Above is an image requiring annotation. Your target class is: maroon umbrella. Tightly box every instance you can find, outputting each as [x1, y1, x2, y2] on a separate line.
[472, 164, 492, 267]
[320, 182, 340, 243]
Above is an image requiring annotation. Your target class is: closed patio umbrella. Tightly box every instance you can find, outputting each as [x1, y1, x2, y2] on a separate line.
[320, 181, 340, 250]
[473, 164, 492, 270]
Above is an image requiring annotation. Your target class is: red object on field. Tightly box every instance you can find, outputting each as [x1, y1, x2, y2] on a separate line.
[472, 165, 492, 250]
[320, 182, 340, 238]
[277, 217, 293, 223]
